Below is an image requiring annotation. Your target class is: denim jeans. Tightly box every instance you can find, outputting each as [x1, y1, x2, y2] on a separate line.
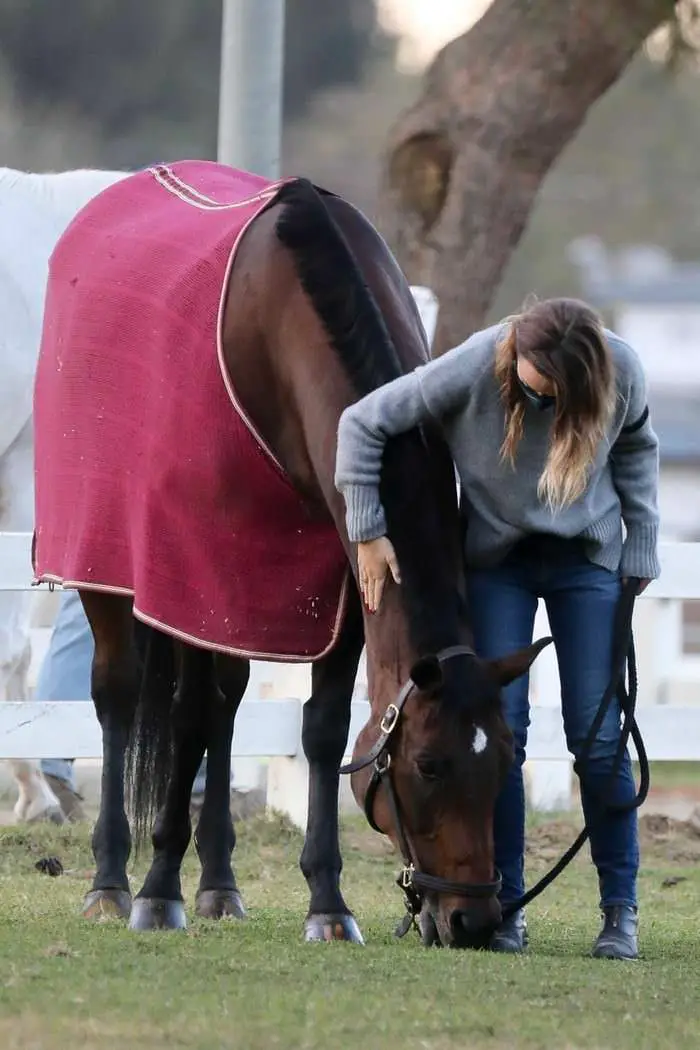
[468, 536, 639, 910]
[35, 589, 93, 790]
[35, 589, 208, 796]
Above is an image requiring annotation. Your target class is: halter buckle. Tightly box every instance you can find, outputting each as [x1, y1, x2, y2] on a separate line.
[380, 703, 400, 735]
[375, 752, 391, 774]
[400, 863, 415, 890]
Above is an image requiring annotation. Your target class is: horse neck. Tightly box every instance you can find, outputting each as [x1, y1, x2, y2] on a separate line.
[361, 576, 465, 722]
[361, 587, 423, 704]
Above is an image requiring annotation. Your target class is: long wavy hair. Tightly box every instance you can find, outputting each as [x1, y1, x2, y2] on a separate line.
[495, 297, 615, 512]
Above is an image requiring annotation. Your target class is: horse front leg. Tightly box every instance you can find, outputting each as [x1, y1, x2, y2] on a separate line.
[301, 587, 364, 944]
[129, 643, 209, 931]
[194, 654, 249, 920]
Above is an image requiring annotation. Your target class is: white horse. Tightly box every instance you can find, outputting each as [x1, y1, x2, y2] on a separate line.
[0, 166, 128, 821]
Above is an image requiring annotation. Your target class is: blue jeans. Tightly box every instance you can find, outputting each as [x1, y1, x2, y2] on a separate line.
[36, 589, 93, 790]
[35, 589, 207, 796]
[468, 536, 639, 910]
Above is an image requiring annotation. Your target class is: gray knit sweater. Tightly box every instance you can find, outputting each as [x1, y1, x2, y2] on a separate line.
[335, 324, 661, 580]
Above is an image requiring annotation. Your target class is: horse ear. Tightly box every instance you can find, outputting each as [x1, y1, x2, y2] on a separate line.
[410, 655, 444, 693]
[485, 637, 553, 688]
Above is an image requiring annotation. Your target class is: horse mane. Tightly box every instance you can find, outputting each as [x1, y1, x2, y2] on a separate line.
[274, 178, 465, 656]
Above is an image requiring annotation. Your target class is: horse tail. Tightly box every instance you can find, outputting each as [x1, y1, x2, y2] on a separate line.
[125, 621, 177, 854]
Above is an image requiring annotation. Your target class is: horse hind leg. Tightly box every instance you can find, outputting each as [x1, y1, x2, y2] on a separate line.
[194, 653, 249, 920]
[10, 760, 64, 825]
[79, 590, 139, 922]
[129, 642, 211, 931]
[0, 422, 62, 821]
[5, 650, 61, 824]
[0, 616, 65, 825]
[301, 587, 365, 944]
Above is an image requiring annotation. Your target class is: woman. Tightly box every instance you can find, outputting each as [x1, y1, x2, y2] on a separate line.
[335, 297, 660, 961]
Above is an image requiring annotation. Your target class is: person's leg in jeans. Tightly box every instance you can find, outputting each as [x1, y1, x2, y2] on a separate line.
[35, 588, 93, 820]
[545, 556, 639, 959]
[468, 561, 538, 951]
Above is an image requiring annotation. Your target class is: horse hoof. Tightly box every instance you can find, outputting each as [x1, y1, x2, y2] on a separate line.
[304, 913, 365, 944]
[128, 897, 187, 931]
[126, 898, 185, 932]
[195, 888, 246, 920]
[81, 888, 132, 921]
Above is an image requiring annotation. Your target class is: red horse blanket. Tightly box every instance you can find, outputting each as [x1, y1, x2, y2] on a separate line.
[33, 160, 349, 661]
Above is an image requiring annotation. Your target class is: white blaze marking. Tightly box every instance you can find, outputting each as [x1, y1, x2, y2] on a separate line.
[472, 727, 488, 755]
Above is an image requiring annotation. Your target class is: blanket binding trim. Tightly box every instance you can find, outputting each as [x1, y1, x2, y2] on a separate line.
[151, 163, 353, 650]
[34, 164, 352, 662]
[150, 163, 295, 477]
[150, 164, 283, 213]
[34, 573, 351, 664]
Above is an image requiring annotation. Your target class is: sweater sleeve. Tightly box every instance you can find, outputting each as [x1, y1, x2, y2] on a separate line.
[334, 336, 481, 543]
[609, 343, 661, 580]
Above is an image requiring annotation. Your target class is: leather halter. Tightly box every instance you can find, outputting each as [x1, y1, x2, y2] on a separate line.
[339, 645, 502, 938]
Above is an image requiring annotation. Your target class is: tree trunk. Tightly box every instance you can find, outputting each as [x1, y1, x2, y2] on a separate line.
[378, 0, 676, 353]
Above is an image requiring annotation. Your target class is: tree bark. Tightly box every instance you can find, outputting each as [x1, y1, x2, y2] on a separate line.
[378, 0, 677, 353]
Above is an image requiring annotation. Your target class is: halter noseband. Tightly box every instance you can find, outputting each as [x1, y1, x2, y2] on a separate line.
[339, 645, 502, 938]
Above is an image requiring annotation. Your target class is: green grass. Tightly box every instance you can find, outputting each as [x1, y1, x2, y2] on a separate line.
[0, 812, 699, 1050]
[640, 760, 700, 793]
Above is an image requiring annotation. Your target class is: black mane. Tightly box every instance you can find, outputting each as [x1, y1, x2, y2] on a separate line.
[274, 178, 465, 655]
[275, 180, 400, 394]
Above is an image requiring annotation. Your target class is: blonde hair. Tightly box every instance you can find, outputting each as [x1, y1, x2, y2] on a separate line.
[495, 298, 615, 512]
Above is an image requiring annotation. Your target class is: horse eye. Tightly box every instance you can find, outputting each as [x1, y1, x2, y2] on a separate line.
[416, 756, 450, 781]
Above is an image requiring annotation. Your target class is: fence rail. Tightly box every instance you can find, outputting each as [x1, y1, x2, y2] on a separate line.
[1, 531, 698, 827]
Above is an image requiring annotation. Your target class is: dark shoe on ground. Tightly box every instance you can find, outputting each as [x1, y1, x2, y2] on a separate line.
[488, 908, 528, 953]
[44, 774, 88, 823]
[591, 905, 638, 960]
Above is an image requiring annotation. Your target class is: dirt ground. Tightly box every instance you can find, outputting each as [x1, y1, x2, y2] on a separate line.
[526, 805, 700, 865]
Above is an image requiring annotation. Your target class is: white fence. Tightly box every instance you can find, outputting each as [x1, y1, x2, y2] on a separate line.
[1, 531, 699, 827]
[527, 538, 700, 810]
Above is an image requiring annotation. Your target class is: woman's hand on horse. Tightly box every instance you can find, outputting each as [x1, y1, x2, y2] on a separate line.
[357, 537, 401, 612]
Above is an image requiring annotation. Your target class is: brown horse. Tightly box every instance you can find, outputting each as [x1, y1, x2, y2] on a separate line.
[33, 166, 549, 947]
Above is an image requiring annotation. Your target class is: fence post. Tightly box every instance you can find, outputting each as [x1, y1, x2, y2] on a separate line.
[526, 601, 573, 811]
[652, 598, 683, 705]
[266, 716, 310, 831]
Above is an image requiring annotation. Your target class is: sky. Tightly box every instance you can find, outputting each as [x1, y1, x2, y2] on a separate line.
[377, 0, 492, 71]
